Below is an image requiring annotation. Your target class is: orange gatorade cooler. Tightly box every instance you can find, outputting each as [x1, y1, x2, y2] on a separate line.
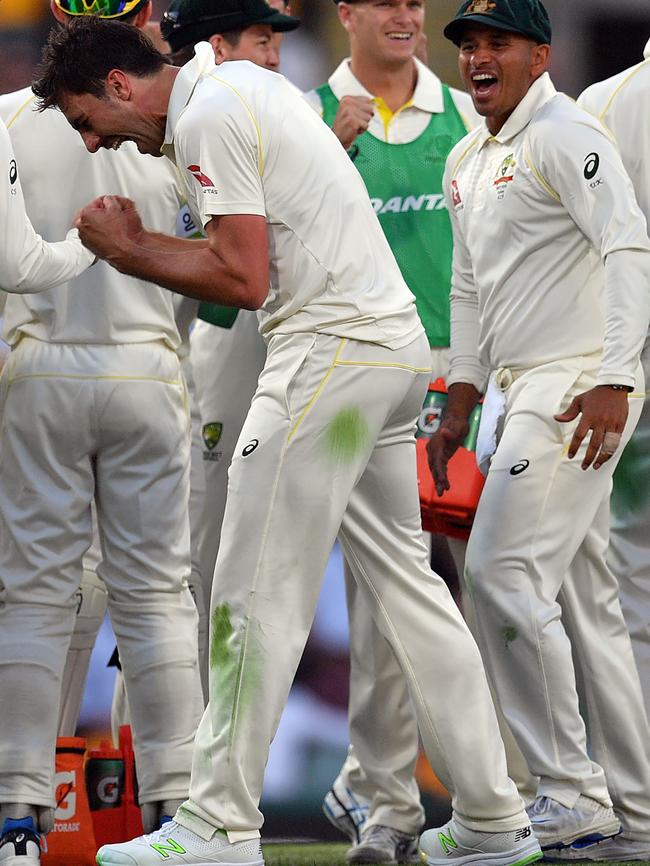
[416, 378, 485, 540]
[41, 737, 96, 866]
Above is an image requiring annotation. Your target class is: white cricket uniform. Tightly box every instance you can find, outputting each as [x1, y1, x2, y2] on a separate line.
[0, 90, 203, 810]
[163, 46, 528, 841]
[188, 59, 479, 716]
[445, 71, 650, 831]
[578, 40, 650, 720]
[305, 59, 478, 834]
[0, 119, 93, 292]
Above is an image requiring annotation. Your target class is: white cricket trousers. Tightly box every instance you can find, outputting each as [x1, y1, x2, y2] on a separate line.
[190, 313, 267, 695]
[175, 332, 527, 841]
[0, 339, 203, 808]
[466, 355, 649, 818]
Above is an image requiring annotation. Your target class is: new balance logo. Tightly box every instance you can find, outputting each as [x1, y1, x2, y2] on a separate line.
[438, 829, 458, 855]
[514, 826, 532, 842]
[151, 838, 187, 859]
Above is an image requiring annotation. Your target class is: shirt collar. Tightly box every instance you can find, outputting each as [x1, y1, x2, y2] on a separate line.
[644, 38, 650, 59]
[328, 56, 444, 113]
[476, 72, 557, 148]
[162, 41, 216, 159]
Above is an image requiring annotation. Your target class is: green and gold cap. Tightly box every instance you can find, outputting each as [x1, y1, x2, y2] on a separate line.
[444, 0, 551, 46]
[53, 0, 149, 18]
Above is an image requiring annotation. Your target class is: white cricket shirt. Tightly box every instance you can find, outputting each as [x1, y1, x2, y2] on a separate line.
[304, 57, 480, 143]
[444, 73, 650, 392]
[0, 118, 92, 294]
[161, 45, 423, 348]
[0, 89, 184, 349]
[578, 39, 650, 226]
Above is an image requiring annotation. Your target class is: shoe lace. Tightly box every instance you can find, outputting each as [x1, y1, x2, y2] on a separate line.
[528, 796, 556, 817]
[141, 820, 180, 845]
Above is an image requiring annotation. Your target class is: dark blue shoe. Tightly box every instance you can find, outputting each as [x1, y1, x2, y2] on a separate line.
[0, 817, 41, 865]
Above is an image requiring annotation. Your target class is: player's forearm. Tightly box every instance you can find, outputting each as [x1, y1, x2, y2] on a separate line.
[444, 382, 482, 425]
[107, 230, 267, 309]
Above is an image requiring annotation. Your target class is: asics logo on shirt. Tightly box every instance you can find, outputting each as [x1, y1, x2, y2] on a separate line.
[370, 194, 447, 215]
[510, 460, 530, 476]
[8, 159, 17, 186]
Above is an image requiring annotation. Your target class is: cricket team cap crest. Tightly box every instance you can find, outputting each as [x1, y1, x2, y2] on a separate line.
[444, 0, 551, 47]
[162, 0, 300, 53]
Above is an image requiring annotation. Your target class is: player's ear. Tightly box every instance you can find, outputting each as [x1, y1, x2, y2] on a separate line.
[132, 0, 153, 28]
[530, 42, 550, 77]
[209, 33, 230, 64]
[50, 0, 67, 23]
[337, 2, 355, 33]
[106, 69, 134, 101]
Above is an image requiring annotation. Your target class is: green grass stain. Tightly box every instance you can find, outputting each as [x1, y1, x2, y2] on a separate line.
[502, 626, 518, 647]
[324, 408, 370, 463]
[208, 603, 263, 750]
[612, 436, 650, 516]
[210, 603, 234, 671]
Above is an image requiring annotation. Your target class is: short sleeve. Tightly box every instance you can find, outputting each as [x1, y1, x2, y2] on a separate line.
[174, 82, 266, 228]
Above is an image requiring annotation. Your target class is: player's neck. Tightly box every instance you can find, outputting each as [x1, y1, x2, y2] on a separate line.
[348, 55, 417, 114]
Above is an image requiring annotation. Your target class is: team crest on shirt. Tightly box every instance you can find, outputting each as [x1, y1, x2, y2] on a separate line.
[464, 0, 496, 14]
[202, 422, 224, 462]
[187, 164, 217, 190]
[493, 154, 516, 200]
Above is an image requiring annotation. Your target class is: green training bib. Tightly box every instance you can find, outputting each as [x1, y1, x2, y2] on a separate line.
[317, 83, 468, 347]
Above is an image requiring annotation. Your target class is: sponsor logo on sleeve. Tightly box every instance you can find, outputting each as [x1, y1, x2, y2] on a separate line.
[584, 152, 603, 188]
[187, 164, 218, 194]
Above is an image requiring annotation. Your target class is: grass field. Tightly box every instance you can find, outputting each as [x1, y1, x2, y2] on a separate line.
[261, 842, 648, 866]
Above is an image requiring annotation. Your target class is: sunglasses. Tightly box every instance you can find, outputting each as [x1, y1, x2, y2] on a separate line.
[53, 0, 144, 18]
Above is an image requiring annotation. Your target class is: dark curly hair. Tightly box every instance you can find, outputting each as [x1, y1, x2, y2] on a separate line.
[33, 16, 169, 111]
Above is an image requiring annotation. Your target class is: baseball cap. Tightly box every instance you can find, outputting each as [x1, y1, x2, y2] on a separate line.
[53, 0, 149, 18]
[161, 0, 300, 53]
[444, 0, 551, 47]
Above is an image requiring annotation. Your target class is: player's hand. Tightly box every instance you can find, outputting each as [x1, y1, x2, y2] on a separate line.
[75, 195, 144, 264]
[554, 385, 629, 470]
[427, 414, 469, 496]
[332, 96, 375, 151]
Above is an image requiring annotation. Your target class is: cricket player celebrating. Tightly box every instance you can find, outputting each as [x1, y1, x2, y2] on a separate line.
[34, 17, 543, 866]
[428, 0, 650, 855]
[0, 3, 205, 862]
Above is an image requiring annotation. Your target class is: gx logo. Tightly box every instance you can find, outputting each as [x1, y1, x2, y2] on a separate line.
[242, 439, 259, 457]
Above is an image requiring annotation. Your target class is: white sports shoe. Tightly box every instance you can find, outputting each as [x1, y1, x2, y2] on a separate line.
[322, 781, 370, 844]
[346, 823, 419, 864]
[95, 821, 264, 866]
[526, 796, 620, 850]
[543, 835, 650, 861]
[419, 818, 542, 866]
